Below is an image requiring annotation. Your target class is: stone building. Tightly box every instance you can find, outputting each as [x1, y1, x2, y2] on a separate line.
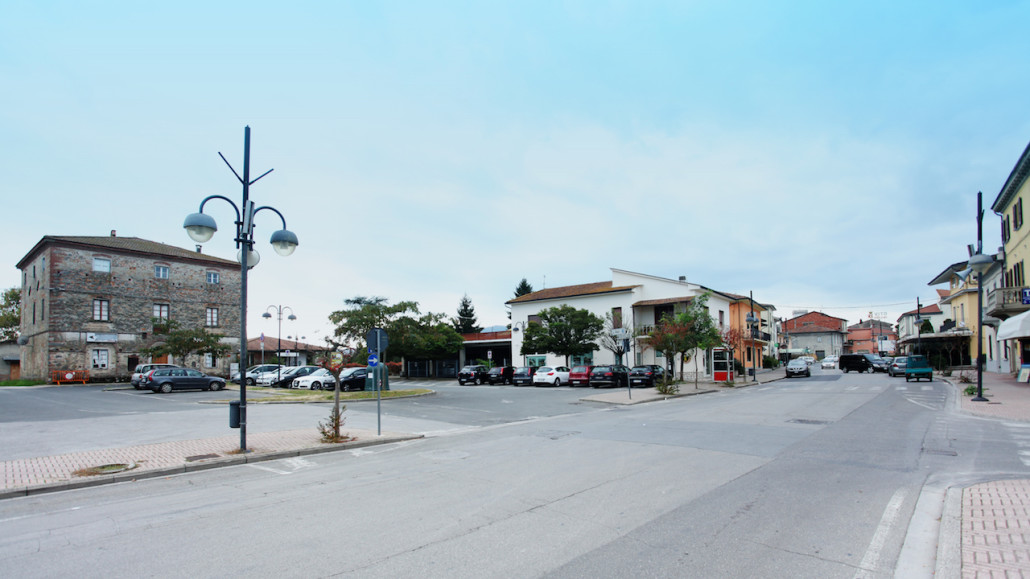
[16, 233, 241, 382]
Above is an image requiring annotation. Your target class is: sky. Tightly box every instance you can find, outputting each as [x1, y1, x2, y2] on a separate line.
[3, 1, 1030, 344]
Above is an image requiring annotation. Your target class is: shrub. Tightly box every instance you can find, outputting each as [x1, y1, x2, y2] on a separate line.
[963, 384, 977, 396]
[762, 355, 780, 369]
[733, 360, 745, 375]
[318, 405, 349, 443]
[656, 381, 679, 395]
[958, 371, 972, 383]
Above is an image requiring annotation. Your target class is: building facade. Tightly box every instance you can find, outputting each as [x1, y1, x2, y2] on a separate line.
[781, 312, 847, 359]
[508, 269, 766, 380]
[845, 319, 896, 356]
[16, 234, 241, 382]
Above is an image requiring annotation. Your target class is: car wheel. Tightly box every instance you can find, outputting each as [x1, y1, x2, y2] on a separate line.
[554, 378, 561, 387]
[312, 381, 321, 390]
[159, 383, 172, 394]
[928, 375, 932, 382]
[458, 380, 464, 386]
[209, 382, 222, 391]
[475, 378, 481, 385]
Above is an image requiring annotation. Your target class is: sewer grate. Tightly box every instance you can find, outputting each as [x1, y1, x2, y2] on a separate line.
[788, 419, 831, 425]
[185, 453, 220, 462]
[922, 448, 958, 456]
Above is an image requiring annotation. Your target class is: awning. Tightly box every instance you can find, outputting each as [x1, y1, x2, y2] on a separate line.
[998, 310, 1030, 341]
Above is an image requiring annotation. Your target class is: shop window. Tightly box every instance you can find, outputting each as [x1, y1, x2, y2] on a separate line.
[527, 355, 546, 367]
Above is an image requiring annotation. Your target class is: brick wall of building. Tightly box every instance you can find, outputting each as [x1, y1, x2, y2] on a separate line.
[18, 239, 241, 382]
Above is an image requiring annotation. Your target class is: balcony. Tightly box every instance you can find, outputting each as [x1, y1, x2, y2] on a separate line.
[985, 286, 1030, 319]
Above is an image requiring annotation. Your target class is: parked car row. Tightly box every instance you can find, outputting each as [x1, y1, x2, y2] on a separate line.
[457, 364, 672, 388]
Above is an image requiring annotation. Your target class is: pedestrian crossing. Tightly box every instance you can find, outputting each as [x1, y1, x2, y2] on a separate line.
[720, 382, 948, 410]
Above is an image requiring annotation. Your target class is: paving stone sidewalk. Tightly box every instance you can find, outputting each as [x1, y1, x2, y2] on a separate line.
[0, 427, 420, 500]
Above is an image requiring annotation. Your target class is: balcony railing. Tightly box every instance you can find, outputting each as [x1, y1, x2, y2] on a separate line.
[985, 286, 1030, 318]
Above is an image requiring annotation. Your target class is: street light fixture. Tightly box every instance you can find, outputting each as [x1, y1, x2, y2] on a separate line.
[970, 191, 994, 403]
[183, 126, 299, 452]
[262, 305, 296, 385]
[512, 321, 527, 366]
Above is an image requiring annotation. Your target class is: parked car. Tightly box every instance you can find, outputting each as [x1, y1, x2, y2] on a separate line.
[339, 367, 369, 391]
[458, 365, 490, 385]
[869, 355, 889, 373]
[820, 356, 838, 369]
[131, 363, 177, 389]
[145, 368, 226, 393]
[486, 366, 514, 385]
[232, 364, 284, 385]
[905, 355, 933, 382]
[533, 366, 571, 386]
[838, 354, 875, 373]
[799, 356, 815, 366]
[589, 365, 630, 388]
[261, 365, 320, 387]
[629, 365, 668, 387]
[568, 365, 594, 387]
[255, 366, 302, 386]
[786, 358, 811, 378]
[888, 356, 909, 377]
[291, 368, 336, 390]
[512, 366, 537, 386]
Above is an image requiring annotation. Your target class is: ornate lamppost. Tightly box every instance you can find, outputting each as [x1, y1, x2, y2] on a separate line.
[263, 305, 296, 384]
[183, 126, 299, 451]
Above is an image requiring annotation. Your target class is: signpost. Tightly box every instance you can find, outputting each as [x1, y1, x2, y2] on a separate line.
[366, 328, 388, 435]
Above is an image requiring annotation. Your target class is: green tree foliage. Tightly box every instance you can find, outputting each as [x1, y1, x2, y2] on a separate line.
[328, 296, 419, 351]
[452, 294, 482, 334]
[520, 305, 603, 366]
[142, 318, 231, 364]
[514, 278, 534, 298]
[395, 312, 465, 359]
[919, 319, 933, 334]
[674, 293, 722, 389]
[0, 288, 20, 342]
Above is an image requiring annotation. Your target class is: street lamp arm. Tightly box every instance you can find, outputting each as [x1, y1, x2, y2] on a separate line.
[196, 194, 242, 222]
[254, 205, 289, 229]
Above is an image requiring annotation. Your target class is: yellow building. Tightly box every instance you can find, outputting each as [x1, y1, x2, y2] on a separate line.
[991, 141, 1030, 369]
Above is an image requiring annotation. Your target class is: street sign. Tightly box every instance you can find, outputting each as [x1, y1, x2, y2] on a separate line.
[368, 354, 379, 367]
[366, 327, 389, 352]
[487, 350, 493, 359]
[1022, 289, 1030, 305]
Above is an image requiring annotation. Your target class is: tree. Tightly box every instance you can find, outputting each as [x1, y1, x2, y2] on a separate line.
[598, 311, 632, 365]
[394, 312, 465, 361]
[720, 327, 747, 374]
[452, 294, 482, 334]
[674, 293, 722, 389]
[637, 316, 684, 391]
[919, 319, 933, 334]
[328, 296, 419, 351]
[142, 318, 232, 366]
[519, 305, 604, 366]
[0, 288, 20, 342]
[514, 278, 534, 298]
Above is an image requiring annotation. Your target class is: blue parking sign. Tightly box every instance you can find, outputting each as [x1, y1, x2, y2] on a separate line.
[1022, 289, 1030, 305]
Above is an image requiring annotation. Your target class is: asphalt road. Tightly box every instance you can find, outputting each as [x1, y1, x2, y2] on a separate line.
[1, 368, 1026, 577]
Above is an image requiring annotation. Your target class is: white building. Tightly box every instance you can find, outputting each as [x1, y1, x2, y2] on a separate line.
[508, 269, 749, 380]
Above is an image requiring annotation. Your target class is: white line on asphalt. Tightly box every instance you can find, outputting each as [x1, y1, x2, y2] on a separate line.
[896, 386, 908, 391]
[854, 488, 907, 579]
[921, 386, 933, 391]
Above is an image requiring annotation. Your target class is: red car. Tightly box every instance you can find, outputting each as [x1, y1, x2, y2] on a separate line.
[569, 365, 593, 387]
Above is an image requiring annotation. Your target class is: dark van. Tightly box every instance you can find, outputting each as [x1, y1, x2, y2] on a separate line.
[839, 354, 876, 373]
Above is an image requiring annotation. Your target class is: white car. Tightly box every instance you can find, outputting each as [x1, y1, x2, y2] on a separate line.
[255, 366, 301, 386]
[291, 368, 336, 390]
[532, 366, 571, 387]
[232, 364, 284, 385]
[820, 356, 838, 369]
[799, 356, 815, 366]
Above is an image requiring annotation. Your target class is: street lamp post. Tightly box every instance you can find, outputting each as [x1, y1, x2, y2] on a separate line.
[969, 190, 995, 402]
[512, 321, 527, 366]
[263, 305, 296, 384]
[183, 126, 299, 452]
[746, 292, 759, 382]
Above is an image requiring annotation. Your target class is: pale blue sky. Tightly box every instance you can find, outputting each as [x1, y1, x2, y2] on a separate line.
[3, 1, 1029, 341]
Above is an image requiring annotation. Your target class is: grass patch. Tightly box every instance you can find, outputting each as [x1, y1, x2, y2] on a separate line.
[245, 388, 433, 403]
[0, 379, 45, 387]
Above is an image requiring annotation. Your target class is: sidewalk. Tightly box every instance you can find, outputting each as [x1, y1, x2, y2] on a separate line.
[0, 427, 421, 500]
[948, 371, 1030, 578]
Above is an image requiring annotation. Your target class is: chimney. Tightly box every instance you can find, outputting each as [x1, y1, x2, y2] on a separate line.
[678, 276, 686, 282]
[110, 230, 117, 237]
[196, 245, 202, 253]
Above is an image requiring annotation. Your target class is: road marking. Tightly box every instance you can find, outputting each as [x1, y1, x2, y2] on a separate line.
[921, 385, 933, 391]
[895, 386, 908, 391]
[854, 488, 907, 578]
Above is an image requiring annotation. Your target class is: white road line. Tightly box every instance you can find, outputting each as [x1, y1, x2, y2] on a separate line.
[854, 488, 907, 578]
[921, 386, 933, 391]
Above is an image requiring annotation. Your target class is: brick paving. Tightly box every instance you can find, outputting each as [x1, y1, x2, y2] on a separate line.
[957, 372, 1030, 577]
[0, 427, 419, 499]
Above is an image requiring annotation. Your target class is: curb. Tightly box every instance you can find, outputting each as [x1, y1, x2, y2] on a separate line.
[0, 433, 423, 501]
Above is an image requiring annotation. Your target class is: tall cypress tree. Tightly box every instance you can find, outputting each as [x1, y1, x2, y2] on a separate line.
[453, 294, 482, 334]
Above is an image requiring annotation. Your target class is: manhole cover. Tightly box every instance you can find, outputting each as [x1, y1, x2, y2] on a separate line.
[788, 419, 831, 425]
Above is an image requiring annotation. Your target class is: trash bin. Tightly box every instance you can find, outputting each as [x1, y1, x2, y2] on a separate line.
[748, 368, 755, 376]
[229, 400, 241, 429]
